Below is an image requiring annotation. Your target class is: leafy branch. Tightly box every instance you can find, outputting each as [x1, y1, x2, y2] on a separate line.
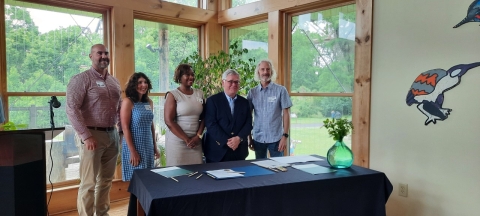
[323, 118, 353, 141]
[180, 41, 257, 98]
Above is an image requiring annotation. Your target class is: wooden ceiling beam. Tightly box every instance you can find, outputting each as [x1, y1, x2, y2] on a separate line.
[218, 0, 353, 24]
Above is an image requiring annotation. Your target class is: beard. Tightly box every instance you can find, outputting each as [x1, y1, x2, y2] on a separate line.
[98, 58, 110, 69]
[260, 76, 271, 82]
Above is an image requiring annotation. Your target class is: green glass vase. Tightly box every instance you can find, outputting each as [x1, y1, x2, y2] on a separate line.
[327, 139, 353, 168]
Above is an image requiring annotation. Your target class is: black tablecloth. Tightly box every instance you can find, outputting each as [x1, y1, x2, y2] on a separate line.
[128, 156, 392, 216]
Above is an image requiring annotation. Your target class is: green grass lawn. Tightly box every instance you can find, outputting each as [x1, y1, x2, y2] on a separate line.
[245, 128, 332, 160]
[290, 117, 324, 124]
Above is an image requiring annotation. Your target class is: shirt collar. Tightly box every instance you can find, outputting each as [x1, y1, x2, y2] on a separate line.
[90, 67, 109, 79]
[224, 92, 237, 101]
[259, 81, 274, 91]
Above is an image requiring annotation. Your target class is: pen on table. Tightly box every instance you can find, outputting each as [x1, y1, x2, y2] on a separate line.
[206, 173, 216, 179]
[171, 177, 179, 182]
[188, 171, 198, 177]
[267, 166, 279, 172]
[195, 174, 203, 179]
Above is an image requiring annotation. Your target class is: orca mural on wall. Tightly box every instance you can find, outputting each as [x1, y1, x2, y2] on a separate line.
[453, 0, 480, 28]
[406, 62, 480, 125]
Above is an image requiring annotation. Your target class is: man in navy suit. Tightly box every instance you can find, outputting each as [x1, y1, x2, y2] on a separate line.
[203, 69, 253, 163]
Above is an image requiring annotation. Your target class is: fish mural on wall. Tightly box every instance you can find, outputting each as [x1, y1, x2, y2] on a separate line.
[406, 62, 480, 125]
[453, 0, 480, 28]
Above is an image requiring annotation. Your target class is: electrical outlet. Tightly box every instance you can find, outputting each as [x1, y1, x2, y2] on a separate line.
[399, 183, 408, 197]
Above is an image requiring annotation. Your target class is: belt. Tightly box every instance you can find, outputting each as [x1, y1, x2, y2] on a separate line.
[87, 126, 115, 131]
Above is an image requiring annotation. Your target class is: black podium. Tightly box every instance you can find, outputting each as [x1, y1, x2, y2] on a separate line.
[0, 128, 63, 216]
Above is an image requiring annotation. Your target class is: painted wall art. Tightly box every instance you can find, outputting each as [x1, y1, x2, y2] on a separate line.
[406, 62, 480, 125]
[453, 0, 480, 28]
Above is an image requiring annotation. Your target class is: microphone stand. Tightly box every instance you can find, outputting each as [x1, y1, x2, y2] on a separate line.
[47, 96, 60, 215]
[49, 99, 55, 130]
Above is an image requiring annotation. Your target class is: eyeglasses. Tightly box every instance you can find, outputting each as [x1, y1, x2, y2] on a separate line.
[224, 80, 240, 85]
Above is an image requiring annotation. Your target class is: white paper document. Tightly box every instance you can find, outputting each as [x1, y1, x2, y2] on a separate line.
[206, 169, 244, 179]
[251, 160, 290, 168]
[269, 155, 323, 164]
[151, 166, 192, 178]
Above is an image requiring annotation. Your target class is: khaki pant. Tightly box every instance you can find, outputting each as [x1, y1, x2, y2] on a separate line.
[75, 129, 119, 216]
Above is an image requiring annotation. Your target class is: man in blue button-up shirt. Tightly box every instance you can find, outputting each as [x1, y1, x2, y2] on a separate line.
[247, 60, 293, 159]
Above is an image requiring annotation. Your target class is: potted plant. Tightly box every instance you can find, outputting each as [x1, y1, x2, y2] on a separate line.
[180, 41, 257, 98]
[323, 118, 354, 168]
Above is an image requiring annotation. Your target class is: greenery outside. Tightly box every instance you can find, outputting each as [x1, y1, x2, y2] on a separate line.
[290, 5, 355, 119]
[180, 41, 257, 98]
[5, 3, 103, 129]
[229, 22, 268, 70]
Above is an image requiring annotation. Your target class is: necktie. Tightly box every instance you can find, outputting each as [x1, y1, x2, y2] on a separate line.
[229, 98, 234, 115]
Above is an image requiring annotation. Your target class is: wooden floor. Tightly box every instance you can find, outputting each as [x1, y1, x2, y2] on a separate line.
[53, 198, 130, 216]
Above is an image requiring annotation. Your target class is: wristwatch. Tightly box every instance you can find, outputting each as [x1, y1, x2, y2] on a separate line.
[197, 133, 203, 139]
[283, 133, 289, 138]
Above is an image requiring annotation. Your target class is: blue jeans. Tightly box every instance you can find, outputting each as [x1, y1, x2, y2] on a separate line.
[253, 140, 283, 159]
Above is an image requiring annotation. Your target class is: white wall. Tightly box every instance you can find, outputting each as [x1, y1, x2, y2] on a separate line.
[371, 0, 480, 215]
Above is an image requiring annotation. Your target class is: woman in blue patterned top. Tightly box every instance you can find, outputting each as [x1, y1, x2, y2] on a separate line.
[121, 72, 160, 215]
[120, 72, 159, 181]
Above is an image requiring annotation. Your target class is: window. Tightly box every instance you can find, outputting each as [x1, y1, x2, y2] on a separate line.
[231, 0, 261, 8]
[289, 5, 355, 156]
[162, 0, 198, 8]
[228, 22, 268, 68]
[5, 1, 103, 93]
[4, 0, 105, 184]
[134, 19, 199, 93]
[134, 19, 199, 162]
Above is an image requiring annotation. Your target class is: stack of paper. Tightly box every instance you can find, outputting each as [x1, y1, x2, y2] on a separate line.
[151, 166, 193, 178]
[251, 160, 290, 171]
[206, 169, 244, 179]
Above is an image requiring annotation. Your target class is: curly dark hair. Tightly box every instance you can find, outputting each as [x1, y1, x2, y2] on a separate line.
[124, 72, 152, 103]
[173, 63, 194, 84]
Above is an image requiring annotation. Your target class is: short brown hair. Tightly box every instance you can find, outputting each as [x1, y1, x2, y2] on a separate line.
[173, 64, 193, 84]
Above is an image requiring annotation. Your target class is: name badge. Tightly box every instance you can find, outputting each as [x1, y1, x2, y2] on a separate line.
[268, 96, 277, 103]
[96, 81, 106, 87]
[145, 105, 152, 110]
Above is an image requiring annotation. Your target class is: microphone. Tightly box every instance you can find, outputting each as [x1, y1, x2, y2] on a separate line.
[50, 96, 61, 108]
[49, 96, 60, 129]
